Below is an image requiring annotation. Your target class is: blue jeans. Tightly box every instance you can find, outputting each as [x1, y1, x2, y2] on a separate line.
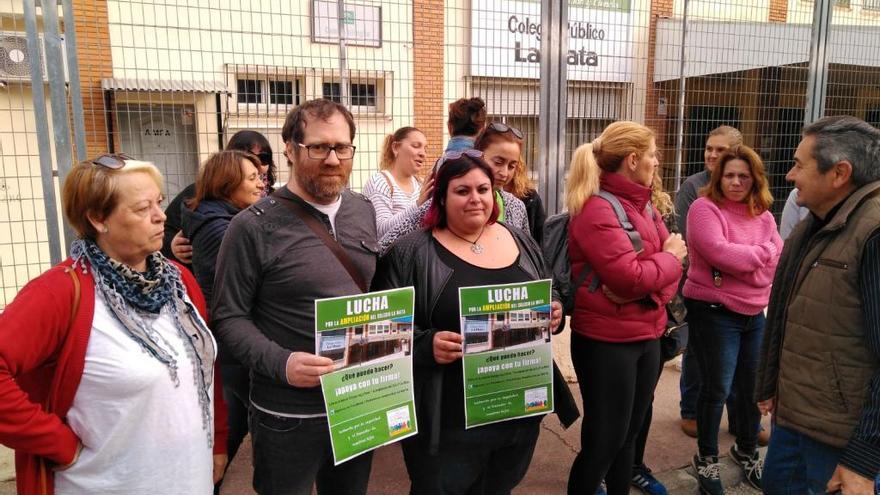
[763, 424, 842, 494]
[680, 330, 740, 433]
[249, 409, 373, 495]
[686, 299, 764, 457]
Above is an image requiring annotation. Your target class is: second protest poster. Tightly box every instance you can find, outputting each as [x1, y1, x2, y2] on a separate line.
[459, 279, 555, 428]
[315, 287, 417, 465]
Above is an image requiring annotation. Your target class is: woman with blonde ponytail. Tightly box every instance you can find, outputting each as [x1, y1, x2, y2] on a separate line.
[564, 142, 602, 215]
[566, 122, 687, 495]
[363, 126, 429, 237]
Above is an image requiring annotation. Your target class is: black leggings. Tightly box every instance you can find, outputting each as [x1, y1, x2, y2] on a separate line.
[568, 333, 662, 495]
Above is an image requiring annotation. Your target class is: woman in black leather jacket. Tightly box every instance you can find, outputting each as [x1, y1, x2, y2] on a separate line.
[373, 153, 578, 495]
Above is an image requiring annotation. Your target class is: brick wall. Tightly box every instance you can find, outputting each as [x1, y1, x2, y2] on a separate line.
[645, 0, 674, 134]
[412, 0, 445, 172]
[769, 0, 788, 22]
[70, 0, 113, 158]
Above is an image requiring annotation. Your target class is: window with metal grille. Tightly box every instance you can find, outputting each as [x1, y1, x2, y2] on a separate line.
[322, 82, 342, 103]
[865, 0, 880, 10]
[269, 80, 298, 105]
[350, 83, 376, 107]
[322, 82, 377, 108]
[236, 79, 262, 104]
[867, 106, 880, 129]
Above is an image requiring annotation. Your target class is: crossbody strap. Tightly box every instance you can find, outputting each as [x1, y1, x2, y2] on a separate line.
[273, 193, 368, 293]
[380, 170, 395, 199]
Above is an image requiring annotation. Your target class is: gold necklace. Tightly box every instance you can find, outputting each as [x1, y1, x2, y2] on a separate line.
[447, 225, 486, 254]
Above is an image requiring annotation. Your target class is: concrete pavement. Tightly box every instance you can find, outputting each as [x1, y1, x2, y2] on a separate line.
[0, 445, 14, 495]
[0, 330, 766, 494]
[220, 330, 768, 494]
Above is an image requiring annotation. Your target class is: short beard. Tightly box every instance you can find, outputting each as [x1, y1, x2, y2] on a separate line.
[295, 166, 344, 204]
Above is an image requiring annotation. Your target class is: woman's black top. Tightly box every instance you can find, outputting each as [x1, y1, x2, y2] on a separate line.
[431, 239, 530, 428]
[372, 225, 580, 453]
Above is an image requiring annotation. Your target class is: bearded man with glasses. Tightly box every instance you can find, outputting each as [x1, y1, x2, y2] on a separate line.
[211, 99, 379, 495]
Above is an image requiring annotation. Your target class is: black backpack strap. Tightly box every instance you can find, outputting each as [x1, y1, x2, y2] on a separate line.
[574, 264, 594, 294]
[596, 190, 644, 254]
[570, 193, 657, 296]
[582, 191, 653, 292]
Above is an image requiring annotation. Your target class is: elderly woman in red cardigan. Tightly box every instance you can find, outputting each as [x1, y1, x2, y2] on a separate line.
[0, 156, 228, 494]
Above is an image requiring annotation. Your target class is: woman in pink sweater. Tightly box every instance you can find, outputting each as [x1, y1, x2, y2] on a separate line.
[684, 145, 782, 495]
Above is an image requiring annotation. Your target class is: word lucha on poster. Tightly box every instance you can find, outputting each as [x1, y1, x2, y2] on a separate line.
[470, 0, 633, 82]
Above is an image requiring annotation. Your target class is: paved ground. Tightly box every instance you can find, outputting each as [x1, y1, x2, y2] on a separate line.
[220, 330, 768, 494]
[1, 329, 766, 494]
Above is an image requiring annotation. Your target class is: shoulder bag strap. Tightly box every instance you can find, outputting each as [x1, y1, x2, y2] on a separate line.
[380, 170, 395, 199]
[39, 267, 81, 491]
[45, 267, 81, 413]
[67, 267, 81, 327]
[273, 194, 369, 292]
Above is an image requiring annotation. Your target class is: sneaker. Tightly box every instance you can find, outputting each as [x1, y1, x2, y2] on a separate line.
[691, 454, 724, 495]
[680, 418, 698, 438]
[632, 470, 668, 495]
[729, 444, 763, 490]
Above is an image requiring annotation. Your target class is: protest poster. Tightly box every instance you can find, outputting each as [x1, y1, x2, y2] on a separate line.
[459, 279, 554, 428]
[315, 287, 417, 464]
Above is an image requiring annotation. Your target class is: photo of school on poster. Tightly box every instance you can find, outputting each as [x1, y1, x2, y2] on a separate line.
[318, 319, 413, 370]
[461, 306, 551, 355]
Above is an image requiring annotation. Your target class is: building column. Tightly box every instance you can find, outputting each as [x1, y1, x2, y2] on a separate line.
[412, 0, 445, 170]
[645, 0, 675, 186]
[71, 0, 113, 158]
[645, 0, 674, 134]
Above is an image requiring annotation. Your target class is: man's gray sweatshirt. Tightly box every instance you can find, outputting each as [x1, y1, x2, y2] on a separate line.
[211, 187, 378, 416]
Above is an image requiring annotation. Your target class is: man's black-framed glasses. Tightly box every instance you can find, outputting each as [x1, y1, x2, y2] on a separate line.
[295, 142, 356, 160]
[433, 149, 484, 173]
[487, 122, 524, 140]
[91, 153, 134, 170]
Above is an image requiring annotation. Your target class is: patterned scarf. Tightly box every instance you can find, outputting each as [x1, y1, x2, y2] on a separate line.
[71, 239, 216, 447]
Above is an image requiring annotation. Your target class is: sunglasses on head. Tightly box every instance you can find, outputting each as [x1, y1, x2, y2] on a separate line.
[432, 149, 484, 174]
[487, 122, 524, 140]
[90, 153, 134, 170]
[257, 151, 273, 166]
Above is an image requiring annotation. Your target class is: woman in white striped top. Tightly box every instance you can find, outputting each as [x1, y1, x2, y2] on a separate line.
[363, 126, 431, 237]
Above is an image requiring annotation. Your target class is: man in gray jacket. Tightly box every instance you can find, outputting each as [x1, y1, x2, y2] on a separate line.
[212, 99, 378, 495]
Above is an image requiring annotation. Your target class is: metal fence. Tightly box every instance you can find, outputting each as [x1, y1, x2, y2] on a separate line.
[3, 0, 880, 308]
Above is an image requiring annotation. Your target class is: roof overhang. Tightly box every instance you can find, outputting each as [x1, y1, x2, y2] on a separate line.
[654, 19, 880, 82]
[101, 78, 230, 93]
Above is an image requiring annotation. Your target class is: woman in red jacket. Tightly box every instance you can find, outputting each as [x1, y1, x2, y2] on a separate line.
[0, 156, 228, 495]
[565, 122, 687, 495]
